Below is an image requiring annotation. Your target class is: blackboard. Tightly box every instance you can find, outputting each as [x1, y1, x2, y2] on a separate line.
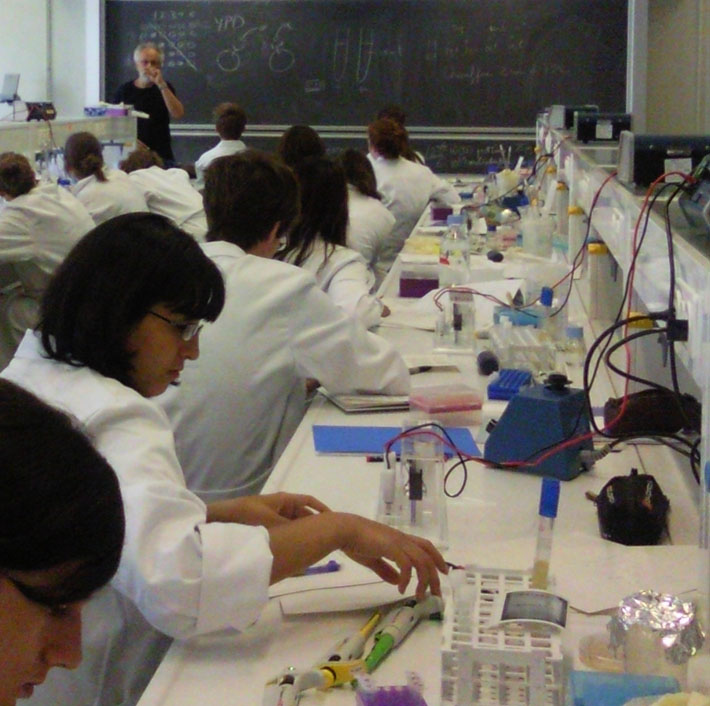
[171, 131, 536, 174]
[105, 0, 628, 128]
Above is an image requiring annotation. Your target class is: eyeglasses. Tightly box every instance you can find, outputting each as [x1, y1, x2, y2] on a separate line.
[148, 311, 203, 341]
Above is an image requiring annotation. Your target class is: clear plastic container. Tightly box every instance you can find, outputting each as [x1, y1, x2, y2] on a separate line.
[521, 213, 554, 258]
[564, 324, 586, 368]
[438, 214, 470, 287]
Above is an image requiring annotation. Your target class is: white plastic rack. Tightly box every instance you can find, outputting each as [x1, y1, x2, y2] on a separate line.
[441, 566, 564, 706]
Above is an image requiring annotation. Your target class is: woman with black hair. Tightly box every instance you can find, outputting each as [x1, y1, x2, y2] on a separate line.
[337, 148, 396, 288]
[1, 212, 446, 706]
[277, 156, 388, 328]
[0, 378, 124, 706]
[275, 124, 325, 169]
[64, 131, 148, 225]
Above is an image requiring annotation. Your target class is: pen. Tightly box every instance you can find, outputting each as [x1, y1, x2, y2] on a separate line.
[302, 559, 341, 576]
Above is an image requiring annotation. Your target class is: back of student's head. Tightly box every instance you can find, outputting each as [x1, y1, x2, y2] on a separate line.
[368, 118, 408, 159]
[377, 104, 407, 126]
[276, 125, 325, 169]
[119, 149, 164, 173]
[337, 148, 380, 200]
[39, 213, 225, 387]
[214, 102, 247, 140]
[64, 131, 107, 182]
[0, 378, 125, 605]
[0, 152, 36, 198]
[204, 149, 299, 251]
[278, 156, 347, 266]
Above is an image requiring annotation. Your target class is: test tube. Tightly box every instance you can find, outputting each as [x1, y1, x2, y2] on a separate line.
[530, 476, 560, 590]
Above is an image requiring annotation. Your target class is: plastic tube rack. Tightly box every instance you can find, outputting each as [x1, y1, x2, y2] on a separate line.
[440, 567, 564, 706]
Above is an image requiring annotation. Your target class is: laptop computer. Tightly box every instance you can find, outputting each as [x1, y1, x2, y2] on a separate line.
[0, 74, 20, 102]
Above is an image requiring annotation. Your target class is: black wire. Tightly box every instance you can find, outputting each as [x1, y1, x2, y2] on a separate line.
[662, 181, 696, 431]
[603, 327, 671, 389]
[444, 458, 468, 497]
[583, 312, 669, 435]
[608, 433, 701, 484]
[584, 188, 659, 393]
[689, 436, 702, 482]
[592, 180, 693, 429]
[390, 422, 469, 498]
[582, 179, 684, 435]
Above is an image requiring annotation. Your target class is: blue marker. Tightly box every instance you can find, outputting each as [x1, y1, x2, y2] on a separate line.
[303, 559, 341, 576]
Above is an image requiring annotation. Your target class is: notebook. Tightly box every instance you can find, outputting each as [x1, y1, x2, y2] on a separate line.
[318, 389, 410, 413]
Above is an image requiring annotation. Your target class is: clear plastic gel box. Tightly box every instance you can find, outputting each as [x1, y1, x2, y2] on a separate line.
[409, 384, 483, 426]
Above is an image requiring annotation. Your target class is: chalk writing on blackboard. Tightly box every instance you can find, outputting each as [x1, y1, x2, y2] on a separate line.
[214, 20, 296, 75]
[107, 0, 628, 127]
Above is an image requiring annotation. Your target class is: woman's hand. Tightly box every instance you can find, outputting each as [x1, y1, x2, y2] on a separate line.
[207, 492, 329, 528]
[268, 512, 447, 599]
[336, 514, 447, 599]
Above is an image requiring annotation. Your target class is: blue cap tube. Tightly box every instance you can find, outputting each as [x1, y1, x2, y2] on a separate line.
[539, 476, 560, 518]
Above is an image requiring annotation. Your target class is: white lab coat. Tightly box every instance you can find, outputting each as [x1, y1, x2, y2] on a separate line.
[71, 168, 149, 225]
[283, 238, 383, 329]
[345, 185, 396, 289]
[1, 331, 272, 706]
[193, 138, 247, 190]
[126, 166, 208, 241]
[159, 241, 410, 501]
[368, 154, 461, 269]
[0, 183, 94, 366]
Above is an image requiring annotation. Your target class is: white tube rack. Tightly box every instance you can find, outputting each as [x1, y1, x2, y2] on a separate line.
[441, 567, 564, 706]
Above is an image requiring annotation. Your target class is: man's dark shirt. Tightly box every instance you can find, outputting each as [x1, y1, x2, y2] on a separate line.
[113, 81, 176, 162]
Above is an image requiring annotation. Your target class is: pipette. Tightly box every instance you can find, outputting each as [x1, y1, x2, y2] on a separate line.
[364, 594, 444, 672]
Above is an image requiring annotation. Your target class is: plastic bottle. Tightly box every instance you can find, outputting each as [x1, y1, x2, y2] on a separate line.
[564, 324, 586, 368]
[438, 214, 470, 287]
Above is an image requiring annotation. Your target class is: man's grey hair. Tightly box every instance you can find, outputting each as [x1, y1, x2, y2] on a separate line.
[133, 42, 164, 66]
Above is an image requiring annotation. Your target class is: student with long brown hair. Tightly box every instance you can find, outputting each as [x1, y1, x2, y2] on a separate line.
[367, 118, 460, 270]
[64, 131, 148, 225]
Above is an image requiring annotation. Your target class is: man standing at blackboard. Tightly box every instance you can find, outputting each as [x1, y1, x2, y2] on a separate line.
[113, 42, 184, 165]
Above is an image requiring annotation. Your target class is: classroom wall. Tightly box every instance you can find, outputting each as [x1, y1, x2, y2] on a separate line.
[1, 1, 709, 133]
[0, 0, 48, 111]
[50, 0, 95, 117]
[646, 0, 710, 133]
